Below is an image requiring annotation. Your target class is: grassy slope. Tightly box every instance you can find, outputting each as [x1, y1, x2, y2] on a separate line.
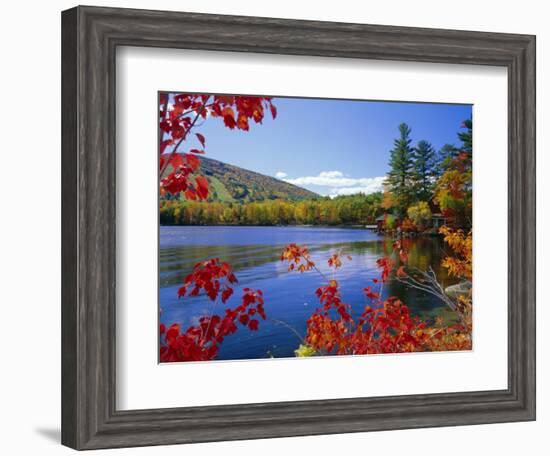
[161, 155, 320, 203]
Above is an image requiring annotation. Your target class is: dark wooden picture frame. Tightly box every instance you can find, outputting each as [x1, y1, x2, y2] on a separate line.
[61, 5, 536, 450]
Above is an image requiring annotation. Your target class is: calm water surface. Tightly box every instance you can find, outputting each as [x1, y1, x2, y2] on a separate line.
[159, 226, 458, 360]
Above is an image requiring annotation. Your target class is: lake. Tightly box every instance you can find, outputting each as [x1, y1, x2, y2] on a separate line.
[159, 225, 459, 361]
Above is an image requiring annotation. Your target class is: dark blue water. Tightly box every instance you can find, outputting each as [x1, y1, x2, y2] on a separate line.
[159, 226, 457, 361]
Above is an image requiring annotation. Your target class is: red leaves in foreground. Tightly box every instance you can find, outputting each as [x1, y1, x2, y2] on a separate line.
[305, 272, 425, 355]
[159, 93, 277, 199]
[306, 297, 427, 355]
[160, 153, 210, 200]
[194, 175, 209, 200]
[159, 93, 279, 362]
[316, 280, 352, 323]
[161, 256, 266, 362]
[178, 258, 237, 302]
[282, 243, 471, 357]
[160, 287, 266, 362]
[195, 132, 206, 148]
[280, 243, 316, 273]
[327, 252, 352, 269]
[215, 96, 277, 130]
[363, 285, 380, 301]
[221, 106, 236, 129]
[393, 239, 409, 264]
[376, 257, 394, 283]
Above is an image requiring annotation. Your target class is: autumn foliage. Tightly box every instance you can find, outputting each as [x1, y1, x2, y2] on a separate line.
[282, 240, 472, 357]
[177, 258, 238, 303]
[433, 145, 472, 228]
[439, 225, 473, 320]
[440, 226, 472, 281]
[160, 287, 266, 362]
[159, 93, 275, 362]
[159, 95, 473, 362]
[160, 258, 266, 362]
[280, 243, 316, 273]
[159, 93, 277, 199]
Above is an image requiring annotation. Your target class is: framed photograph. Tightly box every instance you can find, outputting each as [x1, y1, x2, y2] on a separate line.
[61, 5, 536, 450]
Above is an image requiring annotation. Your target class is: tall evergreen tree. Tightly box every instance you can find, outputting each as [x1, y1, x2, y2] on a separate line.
[386, 123, 414, 215]
[412, 139, 436, 201]
[436, 143, 458, 177]
[458, 118, 473, 171]
[458, 118, 472, 154]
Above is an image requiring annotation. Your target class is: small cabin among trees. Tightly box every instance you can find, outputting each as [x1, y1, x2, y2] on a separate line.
[375, 215, 386, 231]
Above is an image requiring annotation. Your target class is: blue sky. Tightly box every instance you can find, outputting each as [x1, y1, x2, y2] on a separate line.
[170, 96, 471, 197]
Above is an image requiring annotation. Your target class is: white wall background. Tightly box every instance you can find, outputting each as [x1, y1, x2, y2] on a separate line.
[0, 1, 546, 454]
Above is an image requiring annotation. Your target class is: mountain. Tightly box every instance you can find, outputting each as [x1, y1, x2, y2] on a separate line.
[193, 156, 319, 203]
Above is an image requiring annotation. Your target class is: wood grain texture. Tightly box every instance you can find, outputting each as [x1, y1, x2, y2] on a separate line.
[61, 7, 78, 449]
[61, 5, 536, 450]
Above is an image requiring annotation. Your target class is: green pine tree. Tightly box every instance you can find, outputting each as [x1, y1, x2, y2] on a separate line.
[412, 139, 436, 201]
[436, 143, 458, 176]
[458, 118, 472, 154]
[458, 118, 473, 171]
[386, 123, 414, 215]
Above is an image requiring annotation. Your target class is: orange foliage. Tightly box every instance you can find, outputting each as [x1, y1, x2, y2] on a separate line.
[439, 226, 473, 320]
[439, 226, 472, 281]
[381, 191, 395, 210]
[433, 153, 472, 226]
[400, 217, 417, 233]
[280, 243, 316, 273]
[327, 252, 352, 269]
[282, 243, 472, 357]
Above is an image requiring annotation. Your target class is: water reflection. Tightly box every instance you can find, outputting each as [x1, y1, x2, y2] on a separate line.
[159, 226, 460, 360]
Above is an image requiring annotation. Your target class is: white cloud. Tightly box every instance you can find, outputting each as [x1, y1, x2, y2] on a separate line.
[328, 180, 386, 197]
[283, 171, 385, 195]
[275, 171, 287, 179]
[318, 171, 344, 179]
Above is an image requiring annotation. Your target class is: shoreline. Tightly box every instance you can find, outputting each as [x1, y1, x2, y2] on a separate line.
[160, 223, 377, 230]
[159, 224, 444, 236]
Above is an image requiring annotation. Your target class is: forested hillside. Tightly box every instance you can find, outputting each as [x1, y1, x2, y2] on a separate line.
[163, 155, 319, 203]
